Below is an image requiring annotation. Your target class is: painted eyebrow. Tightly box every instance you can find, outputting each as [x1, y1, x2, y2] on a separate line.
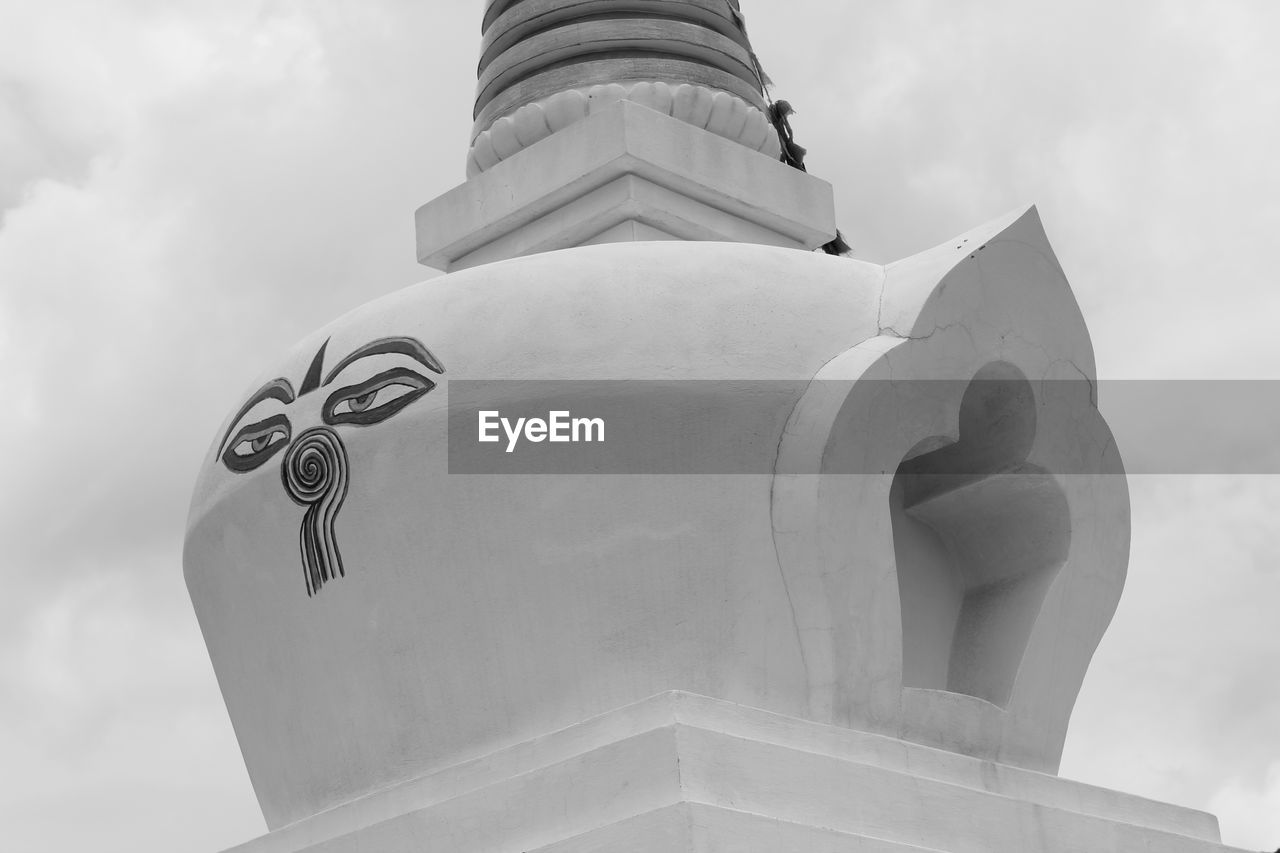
[218, 377, 296, 454]
[322, 336, 445, 386]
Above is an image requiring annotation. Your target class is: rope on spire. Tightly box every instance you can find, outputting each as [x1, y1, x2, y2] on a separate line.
[729, 2, 852, 256]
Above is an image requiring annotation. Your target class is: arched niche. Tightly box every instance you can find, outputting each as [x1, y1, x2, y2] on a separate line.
[891, 362, 1070, 708]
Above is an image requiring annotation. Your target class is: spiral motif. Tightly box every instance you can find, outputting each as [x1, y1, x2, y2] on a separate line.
[281, 427, 350, 597]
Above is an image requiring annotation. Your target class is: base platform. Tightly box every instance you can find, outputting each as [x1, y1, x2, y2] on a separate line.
[224, 692, 1243, 853]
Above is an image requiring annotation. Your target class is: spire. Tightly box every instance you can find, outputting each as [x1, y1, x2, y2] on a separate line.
[468, 0, 780, 174]
[414, 0, 837, 271]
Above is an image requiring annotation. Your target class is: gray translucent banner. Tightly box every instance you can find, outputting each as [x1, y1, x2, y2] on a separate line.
[445, 380, 1280, 475]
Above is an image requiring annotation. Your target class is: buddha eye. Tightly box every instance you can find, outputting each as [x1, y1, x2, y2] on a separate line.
[222, 414, 292, 473]
[347, 391, 377, 413]
[323, 367, 435, 427]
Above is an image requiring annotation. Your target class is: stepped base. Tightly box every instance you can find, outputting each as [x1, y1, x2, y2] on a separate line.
[415, 101, 837, 272]
[224, 692, 1242, 853]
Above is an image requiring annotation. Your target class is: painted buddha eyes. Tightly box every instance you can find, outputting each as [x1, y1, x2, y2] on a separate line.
[216, 336, 444, 597]
[218, 336, 445, 475]
[223, 414, 292, 473]
[323, 367, 436, 427]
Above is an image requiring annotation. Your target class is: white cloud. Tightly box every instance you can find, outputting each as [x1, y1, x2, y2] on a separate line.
[1211, 763, 1280, 850]
[0, 548, 263, 852]
[0, 1, 469, 846]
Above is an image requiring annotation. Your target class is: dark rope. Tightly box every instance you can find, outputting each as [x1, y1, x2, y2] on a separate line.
[768, 103, 852, 256]
[732, 3, 852, 257]
[767, 100, 807, 171]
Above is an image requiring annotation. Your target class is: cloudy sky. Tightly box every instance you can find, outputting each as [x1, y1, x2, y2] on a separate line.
[1, 1, 1277, 850]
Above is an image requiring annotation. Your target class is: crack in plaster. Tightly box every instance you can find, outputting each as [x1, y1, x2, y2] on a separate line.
[767, 422, 811, 700]
[768, 260, 886, 716]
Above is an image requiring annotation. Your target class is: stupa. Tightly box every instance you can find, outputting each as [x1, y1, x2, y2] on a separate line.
[184, 2, 1248, 851]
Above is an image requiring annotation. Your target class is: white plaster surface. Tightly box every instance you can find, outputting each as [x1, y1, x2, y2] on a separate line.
[416, 101, 836, 271]
[769, 207, 1129, 773]
[218, 692, 1245, 853]
[187, 207, 1133, 831]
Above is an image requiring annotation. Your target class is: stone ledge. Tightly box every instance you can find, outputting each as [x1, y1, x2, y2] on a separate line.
[416, 100, 836, 272]
[221, 692, 1243, 853]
